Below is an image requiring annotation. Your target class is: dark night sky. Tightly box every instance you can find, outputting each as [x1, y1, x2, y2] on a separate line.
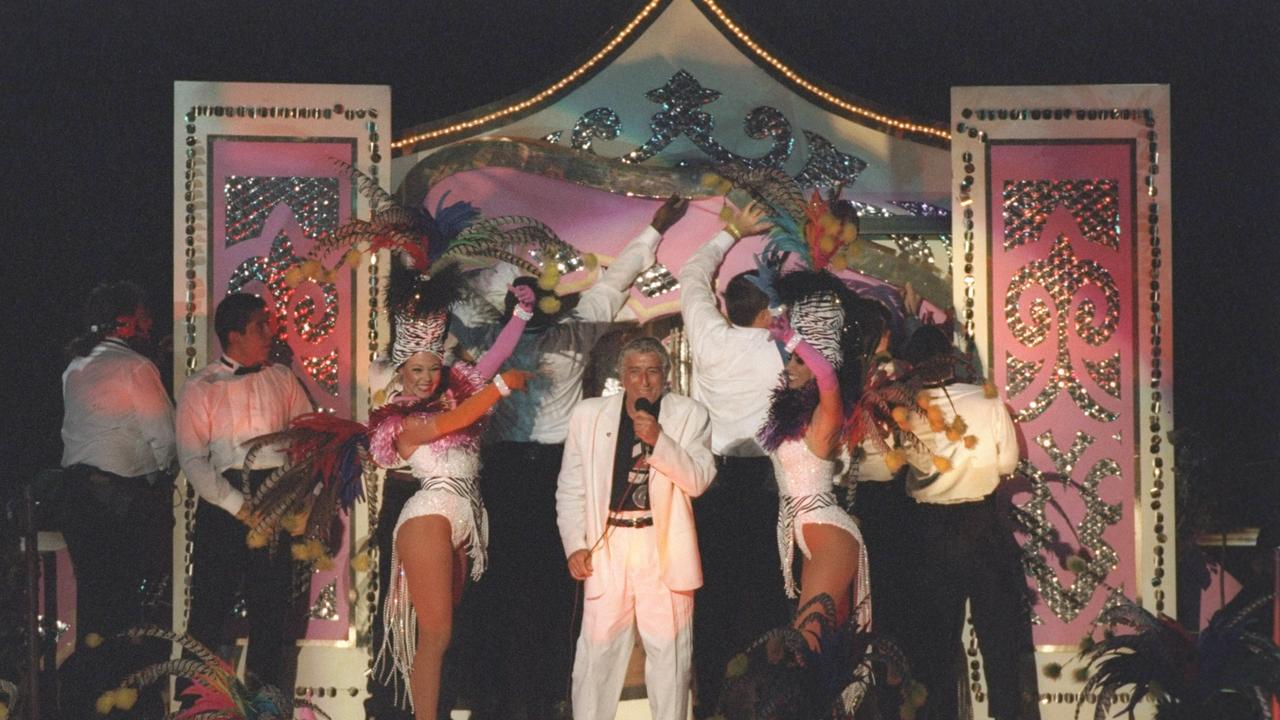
[3, 1, 1277, 520]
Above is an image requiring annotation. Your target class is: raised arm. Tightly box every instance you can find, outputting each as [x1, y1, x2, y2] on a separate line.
[472, 284, 535, 380]
[575, 195, 688, 322]
[389, 369, 533, 460]
[770, 314, 844, 457]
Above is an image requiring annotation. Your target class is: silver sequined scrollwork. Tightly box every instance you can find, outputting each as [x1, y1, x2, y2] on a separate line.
[1014, 434, 1122, 622]
[228, 232, 342, 396]
[570, 107, 622, 153]
[621, 70, 794, 171]
[1005, 234, 1120, 422]
[224, 176, 339, 247]
[1002, 179, 1119, 251]
[794, 130, 867, 188]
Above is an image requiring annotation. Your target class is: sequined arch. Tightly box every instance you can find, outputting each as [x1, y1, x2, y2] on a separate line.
[395, 137, 952, 311]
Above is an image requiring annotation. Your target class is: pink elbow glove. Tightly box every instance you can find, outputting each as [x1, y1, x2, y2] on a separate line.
[769, 314, 839, 393]
[474, 284, 536, 380]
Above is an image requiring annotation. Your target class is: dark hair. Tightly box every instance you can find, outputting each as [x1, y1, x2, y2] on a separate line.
[724, 270, 768, 327]
[65, 281, 146, 358]
[900, 324, 954, 364]
[846, 296, 890, 360]
[214, 293, 266, 347]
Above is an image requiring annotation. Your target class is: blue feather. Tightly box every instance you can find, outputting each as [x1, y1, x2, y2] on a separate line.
[433, 191, 482, 244]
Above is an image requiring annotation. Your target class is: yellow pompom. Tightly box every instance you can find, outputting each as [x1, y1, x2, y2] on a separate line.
[983, 381, 999, 398]
[582, 253, 599, 270]
[300, 259, 322, 279]
[84, 632, 103, 649]
[0, 700, 11, 720]
[95, 691, 116, 714]
[372, 388, 387, 406]
[945, 427, 963, 442]
[291, 542, 310, 561]
[884, 449, 908, 473]
[351, 551, 372, 573]
[890, 406, 911, 431]
[344, 248, 363, 268]
[963, 435, 978, 449]
[819, 214, 840, 236]
[281, 513, 307, 536]
[314, 554, 334, 572]
[307, 539, 326, 559]
[114, 687, 138, 710]
[932, 455, 952, 473]
[949, 416, 968, 435]
[818, 236, 836, 254]
[828, 254, 847, 271]
[283, 266, 305, 289]
[537, 266, 560, 291]
[320, 267, 339, 284]
[246, 529, 270, 549]
[915, 390, 933, 411]
[538, 296, 562, 315]
[839, 223, 857, 244]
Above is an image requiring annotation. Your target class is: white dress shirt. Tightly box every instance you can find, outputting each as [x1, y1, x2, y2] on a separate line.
[906, 382, 1020, 503]
[61, 338, 176, 477]
[175, 358, 312, 515]
[452, 226, 661, 444]
[677, 230, 784, 457]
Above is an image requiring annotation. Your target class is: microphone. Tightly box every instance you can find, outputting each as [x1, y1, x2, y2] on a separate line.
[633, 397, 658, 454]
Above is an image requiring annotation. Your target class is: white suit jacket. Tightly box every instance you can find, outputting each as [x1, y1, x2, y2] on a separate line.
[556, 391, 716, 599]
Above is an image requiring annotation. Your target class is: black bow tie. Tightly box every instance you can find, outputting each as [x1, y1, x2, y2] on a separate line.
[234, 363, 264, 375]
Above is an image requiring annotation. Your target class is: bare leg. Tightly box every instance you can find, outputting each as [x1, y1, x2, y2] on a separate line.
[398, 515, 456, 720]
[795, 524, 860, 649]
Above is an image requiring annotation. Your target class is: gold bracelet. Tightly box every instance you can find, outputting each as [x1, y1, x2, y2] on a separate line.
[724, 223, 743, 241]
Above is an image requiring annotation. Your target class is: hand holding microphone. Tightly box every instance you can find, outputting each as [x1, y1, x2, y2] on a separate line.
[631, 397, 660, 450]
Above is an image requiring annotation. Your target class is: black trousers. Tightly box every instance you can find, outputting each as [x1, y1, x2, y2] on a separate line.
[186, 469, 301, 689]
[693, 455, 790, 717]
[905, 494, 1041, 720]
[58, 466, 173, 718]
[461, 441, 575, 720]
[364, 470, 420, 720]
[851, 479, 914, 643]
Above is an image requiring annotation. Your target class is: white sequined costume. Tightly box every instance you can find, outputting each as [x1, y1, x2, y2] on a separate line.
[771, 438, 871, 626]
[368, 363, 490, 709]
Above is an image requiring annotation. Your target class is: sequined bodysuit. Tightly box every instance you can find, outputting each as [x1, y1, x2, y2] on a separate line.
[771, 438, 870, 617]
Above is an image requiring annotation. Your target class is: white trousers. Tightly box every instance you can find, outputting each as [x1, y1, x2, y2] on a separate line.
[572, 525, 695, 720]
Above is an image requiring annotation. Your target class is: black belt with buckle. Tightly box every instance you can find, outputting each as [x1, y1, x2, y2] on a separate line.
[607, 515, 654, 528]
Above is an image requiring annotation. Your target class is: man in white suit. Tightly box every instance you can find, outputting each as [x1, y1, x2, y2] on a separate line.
[556, 336, 716, 720]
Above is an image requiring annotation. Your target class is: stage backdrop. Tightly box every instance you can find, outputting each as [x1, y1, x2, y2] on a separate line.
[952, 85, 1173, 717]
[173, 81, 389, 717]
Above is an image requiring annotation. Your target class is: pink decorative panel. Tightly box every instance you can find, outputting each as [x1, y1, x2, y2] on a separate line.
[989, 141, 1138, 645]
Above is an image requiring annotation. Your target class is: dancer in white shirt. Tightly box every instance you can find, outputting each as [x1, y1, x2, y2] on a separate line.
[899, 324, 1041, 720]
[176, 293, 312, 689]
[678, 200, 790, 716]
[59, 281, 176, 718]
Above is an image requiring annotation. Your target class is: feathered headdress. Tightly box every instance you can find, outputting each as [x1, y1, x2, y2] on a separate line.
[239, 413, 373, 567]
[710, 165, 862, 274]
[99, 627, 330, 719]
